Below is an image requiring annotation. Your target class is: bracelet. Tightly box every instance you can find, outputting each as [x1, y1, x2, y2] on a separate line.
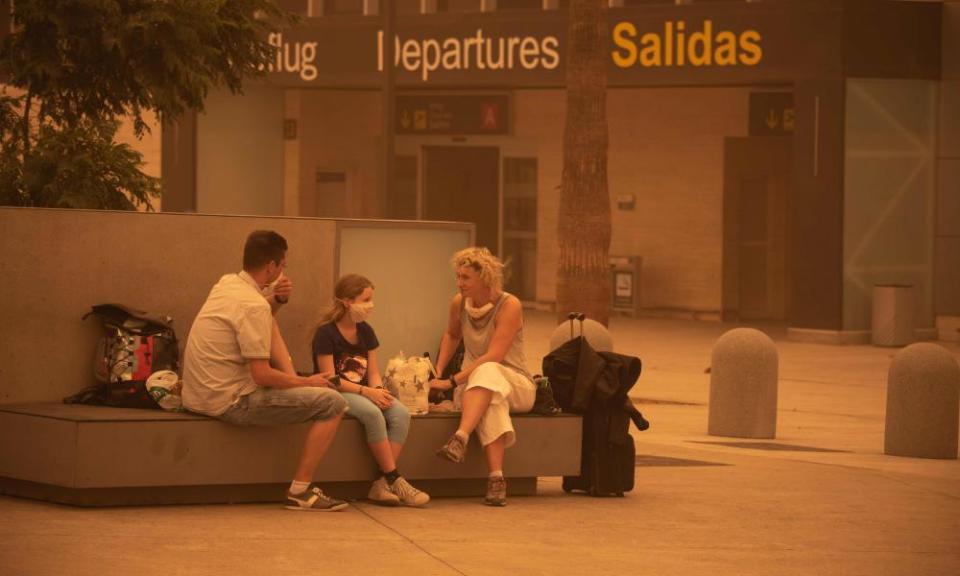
[358, 386, 364, 397]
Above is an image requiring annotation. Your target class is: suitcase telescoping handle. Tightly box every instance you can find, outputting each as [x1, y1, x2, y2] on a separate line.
[567, 312, 586, 340]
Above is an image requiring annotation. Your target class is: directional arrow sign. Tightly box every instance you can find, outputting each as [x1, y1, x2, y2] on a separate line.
[765, 109, 779, 130]
[750, 92, 794, 136]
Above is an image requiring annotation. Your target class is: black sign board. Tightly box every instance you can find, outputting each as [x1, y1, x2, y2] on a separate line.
[749, 92, 795, 136]
[264, 3, 938, 89]
[395, 94, 509, 135]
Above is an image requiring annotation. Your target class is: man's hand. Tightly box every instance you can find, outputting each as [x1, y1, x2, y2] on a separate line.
[304, 373, 333, 388]
[273, 275, 293, 304]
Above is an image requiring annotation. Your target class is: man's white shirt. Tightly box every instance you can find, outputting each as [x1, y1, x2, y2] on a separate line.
[181, 271, 273, 416]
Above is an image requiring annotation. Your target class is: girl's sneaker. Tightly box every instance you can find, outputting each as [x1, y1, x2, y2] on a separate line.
[389, 477, 430, 507]
[367, 477, 401, 506]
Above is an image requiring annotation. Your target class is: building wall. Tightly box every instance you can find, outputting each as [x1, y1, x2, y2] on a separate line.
[517, 86, 751, 314]
[285, 84, 750, 316]
[936, 0, 960, 340]
[196, 86, 285, 216]
[116, 111, 162, 212]
[298, 90, 383, 218]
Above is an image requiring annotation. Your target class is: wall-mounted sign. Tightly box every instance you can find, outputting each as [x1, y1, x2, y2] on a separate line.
[749, 92, 794, 136]
[266, 5, 816, 89]
[261, 3, 937, 89]
[611, 20, 762, 70]
[610, 256, 643, 313]
[395, 94, 509, 135]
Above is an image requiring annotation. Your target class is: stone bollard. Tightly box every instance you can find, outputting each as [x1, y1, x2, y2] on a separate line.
[549, 317, 613, 352]
[884, 343, 960, 459]
[708, 328, 778, 439]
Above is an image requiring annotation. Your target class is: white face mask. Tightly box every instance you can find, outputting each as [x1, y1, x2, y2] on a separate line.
[347, 301, 374, 323]
[464, 297, 494, 319]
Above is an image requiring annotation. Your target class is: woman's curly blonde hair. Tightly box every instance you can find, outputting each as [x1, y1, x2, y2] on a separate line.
[451, 247, 504, 292]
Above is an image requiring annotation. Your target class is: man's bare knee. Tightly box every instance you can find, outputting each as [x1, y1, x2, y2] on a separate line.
[312, 410, 344, 429]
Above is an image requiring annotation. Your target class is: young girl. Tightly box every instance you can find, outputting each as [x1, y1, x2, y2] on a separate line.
[312, 274, 429, 507]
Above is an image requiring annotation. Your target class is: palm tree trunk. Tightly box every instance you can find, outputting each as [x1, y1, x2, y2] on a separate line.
[557, 0, 611, 325]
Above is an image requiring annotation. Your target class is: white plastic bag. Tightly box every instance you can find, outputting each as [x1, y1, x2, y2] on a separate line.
[384, 352, 431, 415]
[146, 370, 184, 411]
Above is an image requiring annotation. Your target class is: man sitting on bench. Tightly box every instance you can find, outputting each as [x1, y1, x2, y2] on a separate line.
[182, 230, 349, 512]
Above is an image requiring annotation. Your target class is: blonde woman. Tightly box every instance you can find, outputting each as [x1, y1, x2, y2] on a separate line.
[313, 274, 429, 507]
[429, 247, 536, 506]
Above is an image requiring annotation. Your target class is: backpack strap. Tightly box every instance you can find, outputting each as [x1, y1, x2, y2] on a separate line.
[83, 303, 174, 333]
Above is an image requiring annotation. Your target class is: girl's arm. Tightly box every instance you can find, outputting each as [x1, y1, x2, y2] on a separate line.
[367, 348, 384, 388]
[315, 353, 358, 395]
[316, 352, 391, 407]
[359, 348, 393, 408]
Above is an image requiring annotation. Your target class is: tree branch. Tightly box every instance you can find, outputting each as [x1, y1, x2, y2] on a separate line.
[22, 88, 32, 158]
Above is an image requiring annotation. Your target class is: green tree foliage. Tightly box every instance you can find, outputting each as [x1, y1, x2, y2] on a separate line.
[0, 0, 289, 210]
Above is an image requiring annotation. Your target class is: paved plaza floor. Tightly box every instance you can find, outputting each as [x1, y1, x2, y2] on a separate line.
[2, 313, 958, 575]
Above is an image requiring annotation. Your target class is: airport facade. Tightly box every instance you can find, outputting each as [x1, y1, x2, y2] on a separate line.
[161, 0, 960, 343]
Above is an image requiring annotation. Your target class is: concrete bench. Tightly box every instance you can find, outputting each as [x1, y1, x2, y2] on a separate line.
[0, 403, 582, 506]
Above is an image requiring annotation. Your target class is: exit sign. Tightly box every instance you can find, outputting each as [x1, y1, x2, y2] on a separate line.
[749, 92, 794, 136]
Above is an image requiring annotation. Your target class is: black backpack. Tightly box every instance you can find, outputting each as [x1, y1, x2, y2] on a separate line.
[66, 304, 180, 409]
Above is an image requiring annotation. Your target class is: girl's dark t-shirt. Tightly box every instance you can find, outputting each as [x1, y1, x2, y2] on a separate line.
[311, 321, 379, 386]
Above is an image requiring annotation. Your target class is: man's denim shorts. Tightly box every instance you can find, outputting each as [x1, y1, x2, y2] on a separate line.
[219, 386, 347, 426]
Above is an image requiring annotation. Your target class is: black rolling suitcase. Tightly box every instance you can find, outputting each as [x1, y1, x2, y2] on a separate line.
[543, 313, 642, 496]
[565, 377, 637, 496]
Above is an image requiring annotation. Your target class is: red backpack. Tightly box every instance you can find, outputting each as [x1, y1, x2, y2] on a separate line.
[66, 304, 180, 409]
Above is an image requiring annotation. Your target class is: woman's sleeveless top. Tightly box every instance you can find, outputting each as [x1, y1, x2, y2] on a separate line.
[461, 292, 531, 379]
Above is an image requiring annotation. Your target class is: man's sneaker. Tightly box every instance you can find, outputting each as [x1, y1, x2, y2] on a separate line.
[285, 485, 349, 512]
[367, 477, 400, 506]
[436, 433, 467, 463]
[484, 476, 507, 507]
[389, 477, 430, 507]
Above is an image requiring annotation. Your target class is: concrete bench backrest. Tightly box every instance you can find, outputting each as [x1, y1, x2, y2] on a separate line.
[0, 208, 472, 404]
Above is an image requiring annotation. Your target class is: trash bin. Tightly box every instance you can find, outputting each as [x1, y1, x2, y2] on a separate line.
[872, 284, 915, 347]
[610, 256, 642, 315]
